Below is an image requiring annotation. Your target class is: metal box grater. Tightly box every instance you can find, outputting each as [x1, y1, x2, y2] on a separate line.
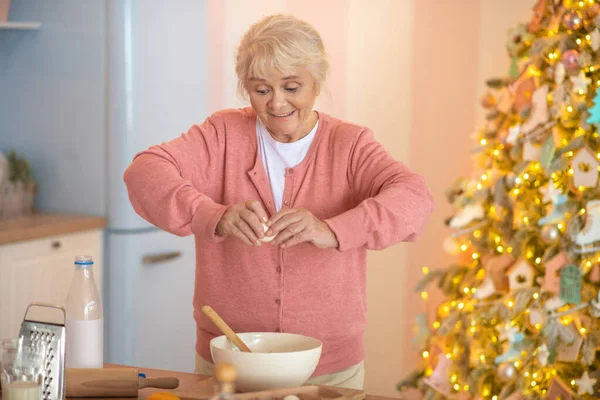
[18, 303, 66, 400]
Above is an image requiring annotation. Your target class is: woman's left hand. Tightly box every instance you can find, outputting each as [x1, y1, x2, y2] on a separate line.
[266, 208, 338, 249]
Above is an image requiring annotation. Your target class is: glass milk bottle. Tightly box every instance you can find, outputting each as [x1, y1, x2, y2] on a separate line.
[65, 255, 104, 368]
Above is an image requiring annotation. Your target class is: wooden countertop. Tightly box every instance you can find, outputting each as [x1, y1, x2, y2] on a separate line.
[99, 365, 409, 400]
[0, 213, 107, 245]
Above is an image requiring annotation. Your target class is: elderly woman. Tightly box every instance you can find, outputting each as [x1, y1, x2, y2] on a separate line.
[124, 14, 434, 389]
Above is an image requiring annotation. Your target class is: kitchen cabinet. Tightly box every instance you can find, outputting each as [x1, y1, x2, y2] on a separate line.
[0, 213, 107, 338]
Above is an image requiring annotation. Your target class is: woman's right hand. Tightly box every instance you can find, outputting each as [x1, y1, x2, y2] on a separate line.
[215, 200, 269, 246]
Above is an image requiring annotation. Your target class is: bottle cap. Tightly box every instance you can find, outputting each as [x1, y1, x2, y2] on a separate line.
[74, 255, 94, 265]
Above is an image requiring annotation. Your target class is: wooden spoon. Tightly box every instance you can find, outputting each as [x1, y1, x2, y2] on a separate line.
[201, 305, 252, 352]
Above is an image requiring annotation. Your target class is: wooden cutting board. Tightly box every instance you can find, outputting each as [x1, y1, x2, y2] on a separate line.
[176, 377, 366, 400]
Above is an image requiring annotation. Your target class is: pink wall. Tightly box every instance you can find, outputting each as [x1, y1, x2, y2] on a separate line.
[285, 0, 348, 118]
[406, 0, 482, 368]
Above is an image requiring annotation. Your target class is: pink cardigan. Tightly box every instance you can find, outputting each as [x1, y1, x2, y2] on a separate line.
[123, 107, 434, 376]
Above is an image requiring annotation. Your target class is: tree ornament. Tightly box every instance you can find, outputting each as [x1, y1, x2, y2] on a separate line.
[546, 377, 576, 400]
[571, 146, 599, 188]
[561, 49, 579, 70]
[543, 251, 569, 293]
[541, 224, 561, 244]
[563, 10, 583, 30]
[507, 258, 536, 290]
[423, 355, 453, 397]
[506, 24, 534, 57]
[569, 70, 591, 94]
[536, 344, 550, 366]
[559, 264, 582, 305]
[522, 84, 550, 134]
[575, 371, 597, 395]
[449, 203, 485, 229]
[529, 0, 547, 33]
[557, 324, 583, 362]
[572, 200, 600, 254]
[497, 362, 517, 382]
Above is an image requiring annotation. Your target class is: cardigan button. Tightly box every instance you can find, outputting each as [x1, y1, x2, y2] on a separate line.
[276, 266, 281, 273]
[275, 299, 281, 305]
[283, 200, 289, 206]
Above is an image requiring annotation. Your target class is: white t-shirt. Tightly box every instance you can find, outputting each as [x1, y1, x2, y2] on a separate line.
[256, 117, 318, 211]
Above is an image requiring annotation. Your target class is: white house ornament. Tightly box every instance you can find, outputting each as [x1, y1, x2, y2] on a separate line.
[506, 258, 536, 290]
[571, 146, 599, 188]
[575, 371, 597, 395]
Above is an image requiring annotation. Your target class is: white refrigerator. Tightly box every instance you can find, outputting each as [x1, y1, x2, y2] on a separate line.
[104, 0, 210, 373]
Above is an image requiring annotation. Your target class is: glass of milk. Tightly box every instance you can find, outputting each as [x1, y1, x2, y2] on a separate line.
[1, 338, 47, 400]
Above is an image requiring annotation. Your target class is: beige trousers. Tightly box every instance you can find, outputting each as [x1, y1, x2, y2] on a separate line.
[195, 353, 365, 390]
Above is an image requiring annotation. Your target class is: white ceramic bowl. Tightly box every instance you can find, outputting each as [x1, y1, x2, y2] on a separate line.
[210, 332, 322, 392]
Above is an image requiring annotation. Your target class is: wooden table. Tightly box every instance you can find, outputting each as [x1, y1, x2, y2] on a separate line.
[0, 213, 107, 244]
[99, 365, 408, 400]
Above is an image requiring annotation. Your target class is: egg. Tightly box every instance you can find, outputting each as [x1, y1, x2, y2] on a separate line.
[260, 223, 276, 243]
[283, 396, 300, 400]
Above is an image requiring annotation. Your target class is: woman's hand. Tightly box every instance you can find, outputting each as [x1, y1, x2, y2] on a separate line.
[266, 208, 338, 249]
[216, 200, 269, 246]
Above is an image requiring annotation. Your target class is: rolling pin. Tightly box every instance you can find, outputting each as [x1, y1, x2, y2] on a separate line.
[66, 368, 180, 397]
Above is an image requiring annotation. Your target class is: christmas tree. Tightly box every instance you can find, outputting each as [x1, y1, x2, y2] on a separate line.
[400, 1, 600, 399]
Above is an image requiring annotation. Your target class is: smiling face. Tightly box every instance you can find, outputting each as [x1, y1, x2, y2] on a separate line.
[247, 66, 319, 143]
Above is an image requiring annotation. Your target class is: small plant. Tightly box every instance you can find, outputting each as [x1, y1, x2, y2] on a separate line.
[7, 151, 33, 183]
